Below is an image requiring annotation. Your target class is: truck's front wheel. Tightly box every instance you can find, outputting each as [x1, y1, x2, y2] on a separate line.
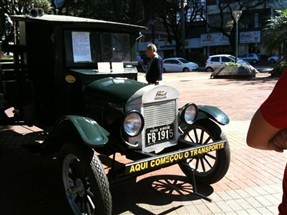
[179, 119, 230, 184]
[59, 144, 112, 215]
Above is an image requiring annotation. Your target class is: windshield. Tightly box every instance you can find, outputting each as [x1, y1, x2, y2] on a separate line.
[229, 55, 242, 61]
[100, 33, 131, 62]
[64, 31, 134, 67]
[178, 58, 189, 63]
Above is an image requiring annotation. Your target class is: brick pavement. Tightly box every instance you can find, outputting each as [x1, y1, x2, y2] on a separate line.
[117, 71, 284, 215]
[0, 71, 285, 215]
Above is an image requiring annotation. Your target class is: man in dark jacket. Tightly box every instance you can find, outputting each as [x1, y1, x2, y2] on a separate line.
[145, 43, 163, 85]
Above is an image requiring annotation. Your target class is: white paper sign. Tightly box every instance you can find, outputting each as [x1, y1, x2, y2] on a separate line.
[72, 32, 92, 62]
[98, 62, 111, 73]
[111, 62, 124, 73]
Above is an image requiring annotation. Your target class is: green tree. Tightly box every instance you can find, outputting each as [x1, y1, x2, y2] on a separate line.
[54, 0, 144, 25]
[202, 0, 272, 55]
[143, 0, 182, 55]
[142, 0, 206, 57]
[262, 9, 287, 77]
[0, 0, 52, 44]
[142, 0, 274, 57]
[262, 9, 287, 55]
[0, 0, 144, 46]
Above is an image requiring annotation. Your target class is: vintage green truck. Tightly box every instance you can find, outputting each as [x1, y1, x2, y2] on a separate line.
[0, 13, 230, 215]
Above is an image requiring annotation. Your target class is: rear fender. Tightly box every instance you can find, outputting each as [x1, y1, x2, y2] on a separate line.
[196, 105, 229, 125]
[43, 115, 109, 154]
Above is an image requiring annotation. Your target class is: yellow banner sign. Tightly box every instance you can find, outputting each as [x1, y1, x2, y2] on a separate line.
[126, 141, 225, 174]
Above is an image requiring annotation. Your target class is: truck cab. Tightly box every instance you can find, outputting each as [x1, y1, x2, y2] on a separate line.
[1, 14, 145, 125]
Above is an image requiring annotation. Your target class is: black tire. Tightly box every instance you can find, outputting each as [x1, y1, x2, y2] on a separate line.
[58, 144, 112, 215]
[182, 67, 190, 72]
[206, 67, 213, 72]
[178, 119, 230, 184]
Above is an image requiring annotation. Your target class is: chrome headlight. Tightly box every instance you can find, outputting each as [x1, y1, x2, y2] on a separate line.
[123, 111, 144, 137]
[181, 103, 197, 124]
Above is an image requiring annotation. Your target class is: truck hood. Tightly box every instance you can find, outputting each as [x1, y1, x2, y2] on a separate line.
[84, 77, 147, 104]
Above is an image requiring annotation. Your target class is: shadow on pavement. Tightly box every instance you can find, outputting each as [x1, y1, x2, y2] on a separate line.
[0, 126, 71, 215]
[111, 175, 213, 215]
[0, 126, 214, 215]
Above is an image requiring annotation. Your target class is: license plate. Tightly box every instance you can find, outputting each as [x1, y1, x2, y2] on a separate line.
[145, 124, 174, 146]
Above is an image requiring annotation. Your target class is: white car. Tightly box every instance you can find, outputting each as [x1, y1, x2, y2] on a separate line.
[205, 54, 250, 72]
[240, 53, 260, 64]
[163, 57, 199, 72]
[268, 55, 281, 64]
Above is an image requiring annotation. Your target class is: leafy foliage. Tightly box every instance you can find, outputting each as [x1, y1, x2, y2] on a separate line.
[262, 9, 287, 54]
[225, 62, 238, 67]
[0, 0, 52, 15]
[54, 0, 144, 25]
[203, 0, 272, 55]
[0, 0, 52, 43]
[143, 0, 181, 51]
[142, 0, 206, 56]
[270, 58, 287, 77]
[0, 0, 284, 60]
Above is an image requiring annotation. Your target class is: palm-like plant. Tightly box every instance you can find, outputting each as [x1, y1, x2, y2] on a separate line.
[263, 9, 287, 77]
[262, 9, 287, 54]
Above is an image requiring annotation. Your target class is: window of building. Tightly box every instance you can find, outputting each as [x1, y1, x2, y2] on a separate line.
[254, 12, 259, 28]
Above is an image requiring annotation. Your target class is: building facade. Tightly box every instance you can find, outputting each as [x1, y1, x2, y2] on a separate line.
[138, 0, 287, 63]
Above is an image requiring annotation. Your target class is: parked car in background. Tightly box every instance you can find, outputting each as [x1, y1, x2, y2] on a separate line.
[240, 53, 260, 64]
[205, 54, 250, 72]
[163, 57, 199, 72]
[268, 54, 282, 64]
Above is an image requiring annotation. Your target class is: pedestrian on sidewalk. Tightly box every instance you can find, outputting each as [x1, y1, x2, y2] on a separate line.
[136, 52, 144, 72]
[247, 68, 287, 214]
[145, 43, 163, 85]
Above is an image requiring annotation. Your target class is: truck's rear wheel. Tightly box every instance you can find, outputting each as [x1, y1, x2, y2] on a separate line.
[179, 119, 230, 184]
[59, 144, 112, 215]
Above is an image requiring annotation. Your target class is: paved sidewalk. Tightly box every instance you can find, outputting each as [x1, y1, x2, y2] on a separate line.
[115, 72, 284, 215]
[0, 71, 285, 215]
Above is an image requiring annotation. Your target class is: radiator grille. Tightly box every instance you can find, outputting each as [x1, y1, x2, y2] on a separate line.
[143, 100, 176, 128]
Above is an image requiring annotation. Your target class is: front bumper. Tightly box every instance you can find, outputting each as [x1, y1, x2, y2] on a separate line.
[108, 139, 226, 182]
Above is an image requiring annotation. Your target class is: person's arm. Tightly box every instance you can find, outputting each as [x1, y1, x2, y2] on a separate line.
[247, 109, 282, 152]
[269, 129, 287, 152]
[247, 69, 287, 152]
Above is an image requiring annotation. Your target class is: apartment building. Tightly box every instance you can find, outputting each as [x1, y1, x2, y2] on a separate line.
[138, 0, 287, 61]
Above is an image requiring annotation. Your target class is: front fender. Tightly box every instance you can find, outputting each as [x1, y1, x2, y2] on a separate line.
[196, 105, 229, 125]
[43, 115, 109, 153]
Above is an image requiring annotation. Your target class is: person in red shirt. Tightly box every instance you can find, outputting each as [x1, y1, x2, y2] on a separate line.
[247, 68, 287, 214]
